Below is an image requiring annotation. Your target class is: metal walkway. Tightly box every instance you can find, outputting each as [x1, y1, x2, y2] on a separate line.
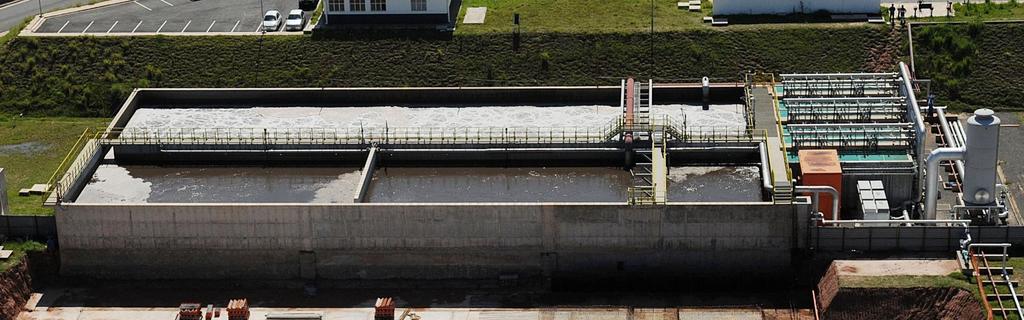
[626, 79, 668, 205]
[752, 85, 793, 204]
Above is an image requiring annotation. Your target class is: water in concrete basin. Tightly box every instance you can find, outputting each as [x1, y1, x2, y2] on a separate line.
[667, 166, 763, 202]
[125, 104, 746, 130]
[366, 167, 632, 203]
[75, 165, 361, 203]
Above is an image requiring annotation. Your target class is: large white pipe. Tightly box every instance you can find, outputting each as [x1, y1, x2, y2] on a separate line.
[924, 146, 966, 219]
[759, 142, 773, 192]
[795, 185, 839, 220]
[935, 107, 966, 176]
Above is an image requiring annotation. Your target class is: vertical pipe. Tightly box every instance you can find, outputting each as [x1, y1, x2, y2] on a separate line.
[924, 147, 966, 219]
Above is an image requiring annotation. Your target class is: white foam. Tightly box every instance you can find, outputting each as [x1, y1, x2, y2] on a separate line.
[124, 104, 746, 130]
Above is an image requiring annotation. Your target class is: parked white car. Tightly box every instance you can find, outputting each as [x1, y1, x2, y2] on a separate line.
[262, 10, 282, 32]
[285, 10, 305, 31]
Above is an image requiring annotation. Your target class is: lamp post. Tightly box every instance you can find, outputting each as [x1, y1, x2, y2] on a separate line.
[37, 0, 42, 16]
[649, 0, 655, 77]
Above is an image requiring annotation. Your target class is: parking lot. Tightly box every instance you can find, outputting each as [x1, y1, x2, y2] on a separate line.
[35, 0, 310, 34]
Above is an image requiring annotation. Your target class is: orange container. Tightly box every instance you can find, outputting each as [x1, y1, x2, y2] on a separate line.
[798, 149, 843, 220]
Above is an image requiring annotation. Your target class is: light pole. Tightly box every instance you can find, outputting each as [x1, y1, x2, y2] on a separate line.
[37, 0, 42, 16]
[649, 0, 655, 77]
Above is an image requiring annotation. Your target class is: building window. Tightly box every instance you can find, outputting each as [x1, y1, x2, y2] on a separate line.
[410, 0, 426, 11]
[349, 0, 365, 11]
[328, 0, 345, 11]
[370, 0, 386, 11]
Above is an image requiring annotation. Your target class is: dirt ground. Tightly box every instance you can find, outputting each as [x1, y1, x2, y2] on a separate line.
[833, 259, 959, 276]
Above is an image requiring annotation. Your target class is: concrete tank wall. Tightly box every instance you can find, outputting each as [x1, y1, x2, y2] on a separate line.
[713, 0, 880, 15]
[55, 202, 809, 280]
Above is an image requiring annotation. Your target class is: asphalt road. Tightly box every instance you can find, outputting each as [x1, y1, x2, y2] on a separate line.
[0, 0, 87, 32]
[35, 0, 307, 34]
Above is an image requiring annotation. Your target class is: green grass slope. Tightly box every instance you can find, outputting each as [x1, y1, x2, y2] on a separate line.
[913, 23, 1024, 111]
[0, 26, 899, 116]
[0, 116, 109, 215]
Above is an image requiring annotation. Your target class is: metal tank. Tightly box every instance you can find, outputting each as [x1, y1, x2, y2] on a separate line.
[963, 109, 1001, 206]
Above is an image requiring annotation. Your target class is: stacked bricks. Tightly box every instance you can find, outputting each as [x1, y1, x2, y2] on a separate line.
[227, 299, 250, 320]
[374, 297, 395, 320]
[178, 303, 203, 320]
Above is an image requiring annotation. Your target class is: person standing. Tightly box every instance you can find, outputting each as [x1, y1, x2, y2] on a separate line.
[889, 3, 897, 25]
[898, 5, 907, 25]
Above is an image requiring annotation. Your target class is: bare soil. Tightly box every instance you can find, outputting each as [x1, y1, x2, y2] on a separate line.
[823, 287, 983, 320]
[0, 259, 31, 320]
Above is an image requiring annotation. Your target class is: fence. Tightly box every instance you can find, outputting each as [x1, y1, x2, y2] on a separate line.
[812, 226, 1024, 252]
[0, 215, 57, 240]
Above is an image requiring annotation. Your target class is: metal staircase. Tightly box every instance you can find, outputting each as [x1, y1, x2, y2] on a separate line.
[965, 243, 1024, 320]
[773, 184, 794, 203]
[627, 79, 667, 205]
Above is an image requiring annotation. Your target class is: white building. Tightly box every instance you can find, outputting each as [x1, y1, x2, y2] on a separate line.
[713, 0, 881, 15]
[324, 0, 459, 25]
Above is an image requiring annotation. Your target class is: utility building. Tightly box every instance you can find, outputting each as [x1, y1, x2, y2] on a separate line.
[323, 0, 460, 26]
[713, 0, 881, 15]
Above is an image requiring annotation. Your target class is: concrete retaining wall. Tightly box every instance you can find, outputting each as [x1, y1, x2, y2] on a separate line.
[713, 0, 880, 15]
[56, 202, 808, 280]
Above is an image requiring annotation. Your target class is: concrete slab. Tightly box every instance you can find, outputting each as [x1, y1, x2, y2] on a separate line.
[18, 188, 31, 196]
[835, 259, 959, 276]
[679, 309, 761, 320]
[15, 307, 807, 320]
[463, 7, 486, 24]
[0, 250, 12, 259]
[29, 184, 49, 194]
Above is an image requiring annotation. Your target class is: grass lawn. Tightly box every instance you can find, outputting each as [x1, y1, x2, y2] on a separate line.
[0, 115, 108, 215]
[455, 0, 711, 34]
[0, 241, 45, 272]
[910, 1, 1024, 22]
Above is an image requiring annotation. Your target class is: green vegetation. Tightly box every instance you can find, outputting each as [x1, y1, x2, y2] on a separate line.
[0, 116, 109, 215]
[0, 17, 32, 47]
[310, 0, 325, 26]
[914, 0, 1024, 22]
[0, 241, 45, 272]
[0, 26, 899, 116]
[841, 272, 975, 291]
[914, 23, 1024, 111]
[455, 0, 707, 34]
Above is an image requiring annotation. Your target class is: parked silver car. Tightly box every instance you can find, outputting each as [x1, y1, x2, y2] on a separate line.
[262, 10, 282, 32]
[284, 9, 305, 31]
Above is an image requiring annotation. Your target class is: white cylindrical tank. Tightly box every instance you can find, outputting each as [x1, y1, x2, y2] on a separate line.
[963, 109, 1001, 205]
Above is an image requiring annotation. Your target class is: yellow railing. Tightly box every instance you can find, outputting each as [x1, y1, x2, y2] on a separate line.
[42, 128, 98, 203]
[770, 76, 794, 183]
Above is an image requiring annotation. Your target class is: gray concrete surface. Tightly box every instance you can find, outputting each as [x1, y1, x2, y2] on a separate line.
[54, 202, 809, 280]
[0, 0, 86, 32]
[0, 168, 8, 215]
[34, 0, 308, 34]
[997, 112, 1023, 225]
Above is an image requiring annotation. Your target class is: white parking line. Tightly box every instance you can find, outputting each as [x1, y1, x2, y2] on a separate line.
[133, 0, 152, 11]
[182, 20, 191, 32]
[156, 20, 167, 33]
[81, 20, 94, 33]
[230, 20, 239, 32]
[158, 0, 173, 6]
[206, 20, 215, 32]
[132, 20, 143, 33]
[57, 21, 69, 33]
[255, 23, 261, 32]
[107, 21, 118, 33]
